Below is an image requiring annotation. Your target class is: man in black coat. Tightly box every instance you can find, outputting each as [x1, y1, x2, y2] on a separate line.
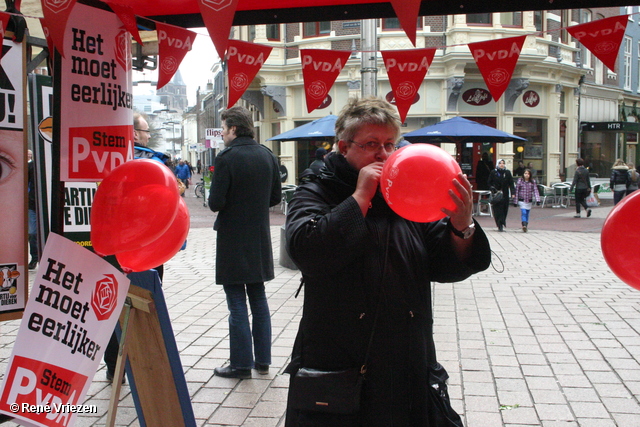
[208, 106, 282, 379]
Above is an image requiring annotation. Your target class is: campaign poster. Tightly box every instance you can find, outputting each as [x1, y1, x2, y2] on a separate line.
[0, 233, 130, 426]
[0, 39, 27, 316]
[59, 2, 133, 182]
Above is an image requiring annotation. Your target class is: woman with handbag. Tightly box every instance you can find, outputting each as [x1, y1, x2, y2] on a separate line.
[514, 169, 540, 232]
[610, 158, 629, 205]
[487, 159, 515, 232]
[284, 97, 492, 426]
[570, 158, 592, 218]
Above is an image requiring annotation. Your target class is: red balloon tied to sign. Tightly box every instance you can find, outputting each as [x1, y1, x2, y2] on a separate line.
[91, 159, 180, 256]
[116, 197, 190, 273]
[380, 144, 462, 222]
[601, 191, 640, 291]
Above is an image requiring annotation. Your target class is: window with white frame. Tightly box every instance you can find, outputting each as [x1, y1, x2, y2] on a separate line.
[637, 43, 640, 92]
[580, 10, 592, 69]
[624, 36, 632, 90]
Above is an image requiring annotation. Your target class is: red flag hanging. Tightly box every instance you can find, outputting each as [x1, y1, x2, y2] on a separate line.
[155, 21, 197, 89]
[197, 0, 240, 60]
[382, 48, 436, 122]
[40, 0, 78, 58]
[0, 12, 11, 59]
[301, 49, 351, 113]
[567, 14, 628, 72]
[388, 0, 422, 46]
[38, 17, 55, 57]
[469, 35, 526, 102]
[104, 0, 143, 45]
[226, 40, 272, 108]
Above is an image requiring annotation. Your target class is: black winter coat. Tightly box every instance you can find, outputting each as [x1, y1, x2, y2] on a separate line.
[284, 154, 491, 426]
[208, 137, 282, 284]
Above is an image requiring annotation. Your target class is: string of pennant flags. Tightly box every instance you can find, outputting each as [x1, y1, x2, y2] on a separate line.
[0, 0, 631, 121]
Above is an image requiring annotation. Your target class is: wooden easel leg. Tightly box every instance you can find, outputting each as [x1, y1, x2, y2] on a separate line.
[105, 297, 136, 427]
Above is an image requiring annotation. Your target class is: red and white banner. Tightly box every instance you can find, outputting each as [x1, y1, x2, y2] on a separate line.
[389, 0, 422, 46]
[0, 12, 10, 58]
[0, 233, 130, 426]
[40, 0, 78, 57]
[197, 0, 240, 60]
[382, 48, 435, 122]
[155, 21, 197, 89]
[567, 14, 628, 72]
[226, 40, 272, 108]
[469, 35, 526, 102]
[59, 2, 133, 182]
[104, 0, 143, 45]
[301, 49, 351, 113]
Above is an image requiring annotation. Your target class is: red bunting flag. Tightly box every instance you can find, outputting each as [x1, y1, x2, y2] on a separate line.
[301, 49, 351, 113]
[567, 14, 628, 72]
[38, 17, 55, 57]
[382, 48, 436, 122]
[104, 0, 143, 45]
[40, 0, 78, 58]
[0, 12, 11, 59]
[469, 35, 526, 102]
[114, 29, 132, 71]
[197, 0, 240, 60]
[155, 21, 197, 89]
[389, 0, 422, 46]
[226, 40, 272, 108]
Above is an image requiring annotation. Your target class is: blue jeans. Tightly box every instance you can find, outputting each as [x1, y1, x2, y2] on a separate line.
[28, 209, 38, 261]
[223, 283, 272, 370]
[520, 208, 530, 223]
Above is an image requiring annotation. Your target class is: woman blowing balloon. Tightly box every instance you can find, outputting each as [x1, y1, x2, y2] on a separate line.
[283, 97, 491, 426]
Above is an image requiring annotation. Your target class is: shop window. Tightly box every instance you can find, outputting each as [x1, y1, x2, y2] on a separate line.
[467, 13, 491, 25]
[303, 21, 331, 38]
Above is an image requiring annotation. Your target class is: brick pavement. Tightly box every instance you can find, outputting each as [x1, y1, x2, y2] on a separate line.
[1, 186, 639, 426]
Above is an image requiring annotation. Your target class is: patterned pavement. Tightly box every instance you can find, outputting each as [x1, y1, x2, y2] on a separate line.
[1, 186, 639, 426]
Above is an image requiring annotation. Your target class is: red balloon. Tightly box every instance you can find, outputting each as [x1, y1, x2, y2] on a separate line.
[380, 144, 461, 222]
[91, 159, 180, 256]
[116, 197, 190, 273]
[601, 191, 640, 290]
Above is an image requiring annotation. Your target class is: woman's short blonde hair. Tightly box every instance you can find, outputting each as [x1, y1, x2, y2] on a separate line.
[334, 96, 401, 143]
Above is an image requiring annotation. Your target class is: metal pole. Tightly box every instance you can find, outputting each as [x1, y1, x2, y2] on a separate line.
[361, 19, 378, 97]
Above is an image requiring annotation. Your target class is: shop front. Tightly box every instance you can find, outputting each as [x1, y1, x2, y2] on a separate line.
[581, 121, 640, 178]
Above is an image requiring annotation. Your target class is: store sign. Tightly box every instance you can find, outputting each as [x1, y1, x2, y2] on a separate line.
[523, 90, 540, 108]
[462, 88, 492, 106]
[384, 91, 420, 106]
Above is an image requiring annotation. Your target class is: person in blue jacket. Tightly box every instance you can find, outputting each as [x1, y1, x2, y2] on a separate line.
[175, 159, 192, 189]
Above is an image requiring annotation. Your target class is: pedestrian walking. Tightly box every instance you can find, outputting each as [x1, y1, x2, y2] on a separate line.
[513, 168, 540, 232]
[610, 158, 629, 205]
[175, 159, 192, 190]
[570, 158, 592, 218]
[208, 106, 282, 379]
[627, 163, 638, 196]
[488, 159, 515, 232]
[283, 97, 491, 426]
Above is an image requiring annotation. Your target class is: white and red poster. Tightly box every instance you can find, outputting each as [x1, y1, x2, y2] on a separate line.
[59, 2, 133, 182]
[0, 233, 130, 426]
[382, 48, 435, 122]
[301, 49, 350, 113]
[226, 40, 272, 108]
[469, 35, 526, 102]
[0, 39, 27, 315]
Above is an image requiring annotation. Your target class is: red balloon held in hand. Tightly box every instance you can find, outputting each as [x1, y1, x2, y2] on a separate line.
[601, 191, 640, 291]
[91, 159, 180, 256]
[116, 197, 190, 273]
[380, 144, 461, 223]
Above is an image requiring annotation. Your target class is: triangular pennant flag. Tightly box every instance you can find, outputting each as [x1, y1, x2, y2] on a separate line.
[469, 35, 526, 102]
[38, 17, 55, 57]
[389, 0, 422, 46]
[104, 0, 143, 45]
[226, 40, 272, 108]
[40, 0, 78, 58]
[0, 12, 11, 59]
[114, 29, 132, 71]
[300, 49, 351, 113]
[197, 0, 240, 60]
[382, 48, 436, 122]
[567, 14, 628, 72]
[155, 21, 197, 89]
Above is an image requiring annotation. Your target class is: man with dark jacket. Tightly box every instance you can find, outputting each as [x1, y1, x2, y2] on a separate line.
[570, 158, 592, 218]
[208, 106, 282, 379]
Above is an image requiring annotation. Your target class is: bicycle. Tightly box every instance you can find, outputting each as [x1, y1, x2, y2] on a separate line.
[194, 180, 206, 206]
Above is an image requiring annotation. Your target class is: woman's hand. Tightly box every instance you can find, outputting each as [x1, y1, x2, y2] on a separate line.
[441, 172, 473, 231]
[353, 162, 384, 216]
